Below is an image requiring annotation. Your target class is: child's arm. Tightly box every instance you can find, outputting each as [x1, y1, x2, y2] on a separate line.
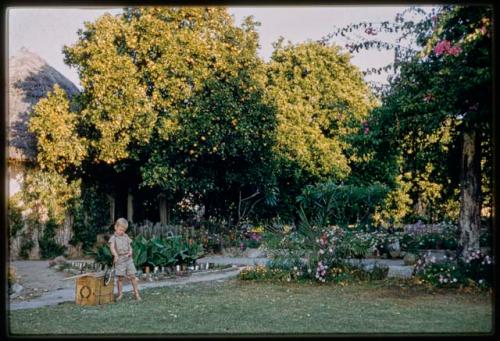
[108, 236, 118, 262]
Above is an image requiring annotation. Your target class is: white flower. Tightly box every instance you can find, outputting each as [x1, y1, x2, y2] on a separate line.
[443, 278, 448, 283]
[293, 266, 298, 271]
[453, 278, 457, 283]
[479, 279, 484, 284]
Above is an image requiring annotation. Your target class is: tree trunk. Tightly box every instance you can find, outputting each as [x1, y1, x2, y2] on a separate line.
[457, 128, 482, 259]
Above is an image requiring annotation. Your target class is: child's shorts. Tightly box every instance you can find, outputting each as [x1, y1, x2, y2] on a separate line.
[115, 255, 137, 277]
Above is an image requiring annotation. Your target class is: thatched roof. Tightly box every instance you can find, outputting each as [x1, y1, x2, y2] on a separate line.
[8, 47, 80, 162]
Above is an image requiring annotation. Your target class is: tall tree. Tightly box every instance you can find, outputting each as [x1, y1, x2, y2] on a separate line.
[264, 40, 377, 218]
[30, 7, 278, 224]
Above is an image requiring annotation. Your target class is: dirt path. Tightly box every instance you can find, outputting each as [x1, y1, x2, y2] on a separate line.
[10, 260, 75, 301]
[9, 264, 244, 310]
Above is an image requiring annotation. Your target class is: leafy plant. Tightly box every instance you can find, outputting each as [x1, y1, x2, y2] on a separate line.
[86, 244, 113, 267]
[19, 237, 35, 260]
[39, 215, 66, 259]
[132, 235, 149, 269]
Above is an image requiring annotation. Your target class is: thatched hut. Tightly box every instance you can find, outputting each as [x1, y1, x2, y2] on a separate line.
[8, 47, 80, 190]
[8, 47, 80, 259]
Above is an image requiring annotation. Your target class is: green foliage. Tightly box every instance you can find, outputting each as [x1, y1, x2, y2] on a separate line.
[378, 6, 492, 225]
[339, 231, 377, 259]
[266, 40, 375, 181]
[53, 8, 279, 223]
[38, 214, 66, 259]
[19, 237, 35, 260]
[297, 181, 389, 227]
[402, 232, 458, 252]
[413, 250, 493, 288]
[88, 244, 114, 267]
[131, 234, 205, 269]
[11, 169, 80, 259]
[8, 196, 24, 238]
[29, 85, 88, 172]
[69, 185, 111, 250]
[328, 6, 492, 228]
[265, 41, 377, 218]
[20, 169, 81, 226]
[238, 261, 388, 284]
[131, 234, 149, 268]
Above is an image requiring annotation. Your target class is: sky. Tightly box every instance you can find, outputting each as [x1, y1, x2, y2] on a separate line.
[7, 6, 434, 89]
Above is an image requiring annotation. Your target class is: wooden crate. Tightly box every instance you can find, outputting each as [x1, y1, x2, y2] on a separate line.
[75, 273, 114, 306]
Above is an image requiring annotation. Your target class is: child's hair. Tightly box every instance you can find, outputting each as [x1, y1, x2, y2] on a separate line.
[114, 218, 129, 230]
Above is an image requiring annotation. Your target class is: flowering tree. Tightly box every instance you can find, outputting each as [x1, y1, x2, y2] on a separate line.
[376, 6, 492, 258]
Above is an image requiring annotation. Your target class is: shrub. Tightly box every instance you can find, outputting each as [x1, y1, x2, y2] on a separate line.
[8, 197, 25, 238]
[39, 215, 66, 259]
[413, 250, 494, 288]
[296, 181, 389, 227]
[19, 237, 35, 259]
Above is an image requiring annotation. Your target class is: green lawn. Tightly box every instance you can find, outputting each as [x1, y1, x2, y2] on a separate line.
[9, 279, 493, 335]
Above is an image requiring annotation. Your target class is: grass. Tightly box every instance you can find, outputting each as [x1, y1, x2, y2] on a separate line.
[9, 278, 493, 336]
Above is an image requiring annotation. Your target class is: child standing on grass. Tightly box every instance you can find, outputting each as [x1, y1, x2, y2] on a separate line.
[109, 218, 141, 301]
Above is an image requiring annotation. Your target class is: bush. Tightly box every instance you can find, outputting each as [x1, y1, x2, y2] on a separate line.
[400, 224, 458, 252]
[8, 197, 25, 238]
[296, 182, 389, 227]
[39, 239, 65, 259]
[413, 250, 494, 288]
[39, 215, 65, 259]
[19, 237, 35, 259]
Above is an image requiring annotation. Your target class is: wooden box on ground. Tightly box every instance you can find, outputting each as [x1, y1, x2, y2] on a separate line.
[75, 273, 114, 306]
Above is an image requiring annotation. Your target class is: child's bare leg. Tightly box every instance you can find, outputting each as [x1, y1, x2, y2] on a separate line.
[116, 276, 123, 300]
[129, 275, 141, 300]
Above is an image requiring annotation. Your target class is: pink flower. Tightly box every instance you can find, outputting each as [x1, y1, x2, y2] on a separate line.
[448, 45, 462, 56]
[364, 127, 369, 135]
[434, 40, 462, 57]
[434, 40, 451, 56]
